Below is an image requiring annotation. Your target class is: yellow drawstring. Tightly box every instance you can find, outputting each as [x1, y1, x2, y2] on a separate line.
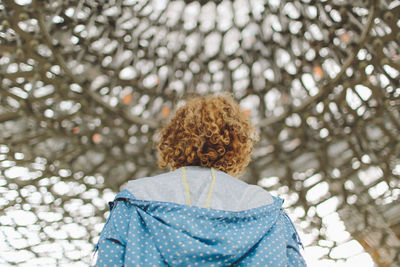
[181, 167, 192, 206]
[181, 167, 216, 209]
[205, 168, 216, 209]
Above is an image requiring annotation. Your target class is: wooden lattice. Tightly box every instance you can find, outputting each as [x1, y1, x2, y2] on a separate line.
[0, 0, 399, 265]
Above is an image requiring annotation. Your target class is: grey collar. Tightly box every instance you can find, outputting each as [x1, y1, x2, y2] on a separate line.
[122, 166, 273, 211]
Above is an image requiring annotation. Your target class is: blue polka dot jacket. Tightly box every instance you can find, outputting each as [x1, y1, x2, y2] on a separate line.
[94, 166, 306, 266]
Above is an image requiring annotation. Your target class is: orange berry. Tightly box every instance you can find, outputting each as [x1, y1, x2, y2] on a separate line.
[162, 106, 170, 118]
[123, 93, 132, 104]
[92, 133, 101, 143]
[341, 33, 350, 43]
[313, 66, 323, 78]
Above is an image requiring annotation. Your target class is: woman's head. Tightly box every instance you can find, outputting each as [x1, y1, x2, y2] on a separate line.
[157, 93, 258, 177]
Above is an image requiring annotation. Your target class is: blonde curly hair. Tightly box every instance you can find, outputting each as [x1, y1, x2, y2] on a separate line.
[157, 93, 258, 177]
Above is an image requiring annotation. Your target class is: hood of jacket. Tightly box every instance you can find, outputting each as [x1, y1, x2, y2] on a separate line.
[122, 165, 274, 211]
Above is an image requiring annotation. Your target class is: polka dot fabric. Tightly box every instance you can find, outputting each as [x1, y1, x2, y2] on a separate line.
[94, 190, 306, 266]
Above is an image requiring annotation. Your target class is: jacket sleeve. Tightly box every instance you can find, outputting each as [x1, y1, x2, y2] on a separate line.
[94, 199, 130, 267]
[282, 210, 307, 266]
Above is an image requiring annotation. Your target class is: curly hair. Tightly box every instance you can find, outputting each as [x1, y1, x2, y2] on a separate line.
[157, 93, 259, 177]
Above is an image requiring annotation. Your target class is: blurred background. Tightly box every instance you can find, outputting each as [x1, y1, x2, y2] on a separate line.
[0, 0, 399, 266]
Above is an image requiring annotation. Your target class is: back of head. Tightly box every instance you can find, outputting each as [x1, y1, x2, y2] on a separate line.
[157, 93, 258, 177]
